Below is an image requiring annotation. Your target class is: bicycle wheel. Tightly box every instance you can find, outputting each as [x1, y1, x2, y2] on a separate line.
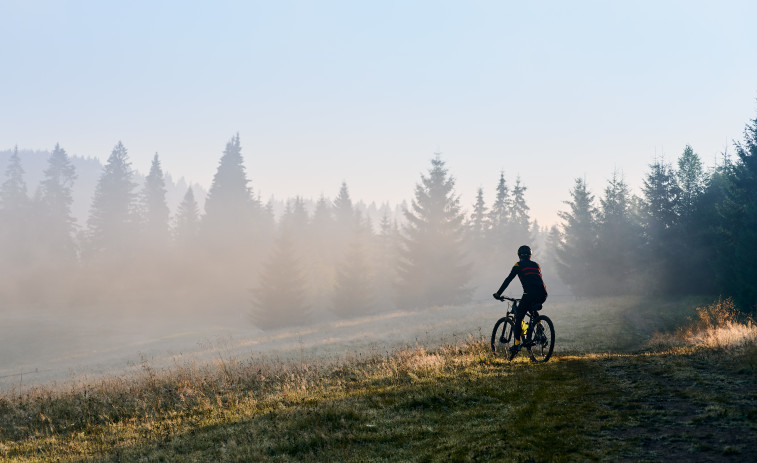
[526, 315, 555, 363]
[490, 317, 515, 357]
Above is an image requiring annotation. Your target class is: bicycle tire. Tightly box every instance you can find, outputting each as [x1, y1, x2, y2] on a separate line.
[526, 315, 555, 363]
[490, 317, 515, 357]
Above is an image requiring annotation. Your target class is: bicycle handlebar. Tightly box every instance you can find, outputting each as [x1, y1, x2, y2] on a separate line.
[493, 294, 520, 303]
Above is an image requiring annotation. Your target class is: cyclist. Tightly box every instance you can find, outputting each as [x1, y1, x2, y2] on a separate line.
[493, 245, 548, 360]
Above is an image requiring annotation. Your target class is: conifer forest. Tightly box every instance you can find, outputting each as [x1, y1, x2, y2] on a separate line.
[1, 112, 757, 333]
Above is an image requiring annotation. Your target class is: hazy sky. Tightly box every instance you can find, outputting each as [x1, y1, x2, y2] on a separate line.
[2, 0, 756, 225]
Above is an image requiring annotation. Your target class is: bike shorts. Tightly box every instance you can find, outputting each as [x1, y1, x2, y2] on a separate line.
[517, 292, 547, 317]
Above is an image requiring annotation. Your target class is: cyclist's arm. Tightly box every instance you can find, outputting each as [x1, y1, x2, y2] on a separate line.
[494, 263, 520, 298]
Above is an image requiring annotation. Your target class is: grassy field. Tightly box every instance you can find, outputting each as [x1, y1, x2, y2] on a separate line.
[1, 298, 756, 462]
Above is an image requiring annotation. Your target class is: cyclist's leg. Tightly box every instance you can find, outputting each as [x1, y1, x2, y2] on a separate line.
[513, 294, 532, 345]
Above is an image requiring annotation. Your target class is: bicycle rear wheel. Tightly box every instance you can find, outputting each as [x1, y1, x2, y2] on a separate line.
[527, 315, 555, 363]
[490, 317, 515, 357]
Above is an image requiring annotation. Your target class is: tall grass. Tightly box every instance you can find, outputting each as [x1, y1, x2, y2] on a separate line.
[683, 298, 757, 349]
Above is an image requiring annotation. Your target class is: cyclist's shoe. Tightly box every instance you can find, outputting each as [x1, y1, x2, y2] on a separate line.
[508, 344, 521, 360]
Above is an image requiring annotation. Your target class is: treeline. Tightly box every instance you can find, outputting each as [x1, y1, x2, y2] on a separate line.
[1, 111, 756, 327]
[550, 114, 757, 313]
[0, 136, 476, 329]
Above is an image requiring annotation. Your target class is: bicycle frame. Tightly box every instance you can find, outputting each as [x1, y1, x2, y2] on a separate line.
[500, 297, 539, 343]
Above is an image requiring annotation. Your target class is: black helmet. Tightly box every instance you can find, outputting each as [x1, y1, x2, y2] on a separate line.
[517, 245, 531, 258]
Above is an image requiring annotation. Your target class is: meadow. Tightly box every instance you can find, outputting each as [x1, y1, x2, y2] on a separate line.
[1, 297, 755, 462]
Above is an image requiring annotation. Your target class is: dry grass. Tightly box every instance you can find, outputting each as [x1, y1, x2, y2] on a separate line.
[648, 298, 757, 355]
[2, 297, 756, 461]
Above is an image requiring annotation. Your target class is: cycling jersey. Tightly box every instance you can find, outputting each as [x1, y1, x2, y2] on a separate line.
[495, 259, 548, 298]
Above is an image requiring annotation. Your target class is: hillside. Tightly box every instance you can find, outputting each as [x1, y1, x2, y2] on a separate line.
[1, 299, 755, 462]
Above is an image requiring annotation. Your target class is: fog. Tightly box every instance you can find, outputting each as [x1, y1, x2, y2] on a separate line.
[1, 139, 554, 390]
[1, 126, 752, 391]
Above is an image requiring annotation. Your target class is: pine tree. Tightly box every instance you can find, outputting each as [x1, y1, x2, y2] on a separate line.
[86, 141, 137, 257]
[487, 171, 510, 251]
[673, 146, 709, 294]
[676, 145, 706, 222]
[508, 175, 531, 248]
[333, 181, 355, 241]
[689, 156, 733, 296]
[201, 134, 258, 250]
[174, 187, 200, 246]
[332, 212, 374, 317]
[307, 194, 337, 307]
[555, 178, 598, 296]
[396, 154, 471, 308]
[251, 226, 309, 330]
[38, 143, 78, 263]
[140, 153, 170, 246]
[0, 147, 31, 266]
[469, 187, 489, 242]
[373, 212, 400, 311]
[719, 115, 757, 311]
[280, 196, 309, 236]
[641, 159, 680, 293]
[642, 159, 680, 238]
[596, 171, 640, 294]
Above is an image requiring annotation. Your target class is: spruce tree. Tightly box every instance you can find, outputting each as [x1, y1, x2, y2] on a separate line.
[719, 115, 757, 311]
[487, 171, 510, 251]
[469, 187, 489, 243]
[140, 153, 170, 246]
[307, 194, 337, 307]
[373, 212, 400, 311]
[596, 171, 641, 294]
[674, 146, 709, 294]
[174, 187, 200, 246]
[201, 134, 258, 250]
[38, 143, 78, 263]
[642, 159, 680, 237]
[332, 212, 374, 317]
[396, 154, 470, 308]
[251, 226, 309, 330]
[555, 178, 598, 296]
[0, 147, 31, 266]
[641, 159, 680, 293]
[508, 175, 531, 247]
[333, 181, 355, 243]
[676, 145, 706, 222]
[86, 141, 137, 257]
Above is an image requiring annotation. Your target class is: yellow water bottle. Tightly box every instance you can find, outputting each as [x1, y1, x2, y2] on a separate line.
[522, 320, 529, 336]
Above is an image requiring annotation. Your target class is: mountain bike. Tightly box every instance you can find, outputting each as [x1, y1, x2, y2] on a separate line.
[490, 296, 555, 363]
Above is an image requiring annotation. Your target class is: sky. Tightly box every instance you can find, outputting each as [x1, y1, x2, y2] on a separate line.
[1, 0, 756, 226]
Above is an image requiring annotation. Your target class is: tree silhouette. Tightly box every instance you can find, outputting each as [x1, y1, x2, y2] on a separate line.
[251, 226, 309, 330]
[676, 145, 706, 222]
[140, 153, 170, 246]
[487, 171, 510, 252]
[86, 141, 137, 257]
[719, 115, 757, 311]
[38, 143, 78, 263]
[673, 146, 709, 294]
[469, 187, 489, 244]
[596, 171, 641, 294]
[0, 147, 31, 267]
[174, 187, 200, 246]
[641, 159, 680, 293]
[332, 212, 374, 317]
[201, 134, 258, 250]
[508, 175, 531, 247]
[396, 154, 471, 308]
[555, 178, 598, 296]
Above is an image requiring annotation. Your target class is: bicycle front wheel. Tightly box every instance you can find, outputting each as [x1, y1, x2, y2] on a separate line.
[491, 317, 515, 357]
[527, 315, 555, 363]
